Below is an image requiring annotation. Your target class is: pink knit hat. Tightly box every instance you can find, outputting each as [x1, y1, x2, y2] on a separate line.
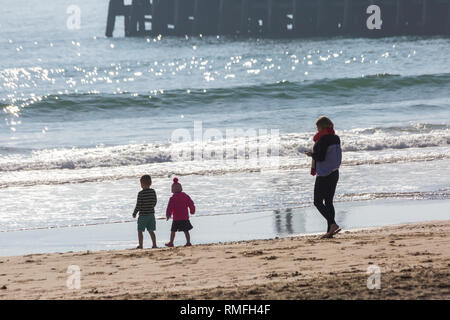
[171, 177, 182, 193]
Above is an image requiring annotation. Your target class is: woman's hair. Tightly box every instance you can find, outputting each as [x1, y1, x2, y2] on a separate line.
[315, 116, 334, 129]
[140, 174, 152, 186]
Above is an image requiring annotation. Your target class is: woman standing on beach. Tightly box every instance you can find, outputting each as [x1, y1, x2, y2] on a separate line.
[306, 116, 342, 239]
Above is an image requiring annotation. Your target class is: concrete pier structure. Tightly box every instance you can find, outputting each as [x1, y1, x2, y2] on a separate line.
[105, 0, 450, 37]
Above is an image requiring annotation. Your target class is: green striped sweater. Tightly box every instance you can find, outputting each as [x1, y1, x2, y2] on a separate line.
[133, 188, 157, 216]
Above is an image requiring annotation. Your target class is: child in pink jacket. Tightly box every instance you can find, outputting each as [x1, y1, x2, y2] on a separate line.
[165, 177, 195, 247]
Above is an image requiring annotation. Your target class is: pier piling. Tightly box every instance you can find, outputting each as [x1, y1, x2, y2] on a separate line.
[105, 0, 450, 37]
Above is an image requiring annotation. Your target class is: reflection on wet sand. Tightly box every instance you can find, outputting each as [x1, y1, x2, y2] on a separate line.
[273, 208, 305, 236]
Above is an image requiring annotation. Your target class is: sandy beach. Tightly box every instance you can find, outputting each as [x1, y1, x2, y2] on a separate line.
[0, 220, 449, 300]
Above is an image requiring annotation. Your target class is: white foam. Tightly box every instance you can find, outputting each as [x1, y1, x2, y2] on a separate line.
[1, 124, 448, 173]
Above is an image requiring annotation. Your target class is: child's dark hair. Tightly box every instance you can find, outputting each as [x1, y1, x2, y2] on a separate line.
[140, 174, 152, 186]
[316, 116, 334, 129]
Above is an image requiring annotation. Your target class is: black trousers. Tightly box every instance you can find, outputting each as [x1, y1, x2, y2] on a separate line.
[314, 170, 339, 232]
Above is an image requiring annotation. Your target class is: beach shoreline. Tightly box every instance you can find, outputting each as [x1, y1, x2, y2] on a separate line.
[0, 219, 449, 300]
[1, 197, 450, 257]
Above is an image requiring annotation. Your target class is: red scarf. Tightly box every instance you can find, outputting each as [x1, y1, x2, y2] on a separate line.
[313, 127, 335, 142]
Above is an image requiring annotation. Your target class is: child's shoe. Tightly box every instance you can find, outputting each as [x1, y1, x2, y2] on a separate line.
[165, 242, 174, 247]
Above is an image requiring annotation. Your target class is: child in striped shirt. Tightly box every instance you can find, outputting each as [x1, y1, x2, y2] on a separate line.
[132, 174, 157, 249]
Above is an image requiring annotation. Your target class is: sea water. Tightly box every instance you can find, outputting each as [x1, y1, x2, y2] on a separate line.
[1, 0, 449, 233]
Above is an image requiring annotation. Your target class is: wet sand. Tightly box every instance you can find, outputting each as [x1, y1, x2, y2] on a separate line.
[2, 198, 450, 257]
[0, 220, 449, 300]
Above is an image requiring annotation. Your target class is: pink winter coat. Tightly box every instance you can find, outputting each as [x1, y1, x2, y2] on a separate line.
[166, 192, 195, 221]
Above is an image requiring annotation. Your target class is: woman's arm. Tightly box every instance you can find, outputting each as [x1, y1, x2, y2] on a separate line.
[311, 139, 328, 162]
